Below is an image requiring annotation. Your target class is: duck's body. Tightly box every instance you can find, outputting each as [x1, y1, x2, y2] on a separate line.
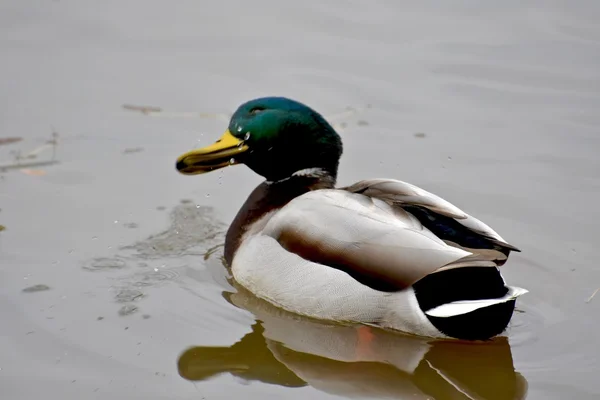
[176, 96, 527, 340]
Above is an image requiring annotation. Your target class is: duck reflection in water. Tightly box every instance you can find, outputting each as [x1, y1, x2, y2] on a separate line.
[178, 282, 528, 400]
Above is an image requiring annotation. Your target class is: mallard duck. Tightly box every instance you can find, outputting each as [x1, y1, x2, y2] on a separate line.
[175, 96, 527, 341]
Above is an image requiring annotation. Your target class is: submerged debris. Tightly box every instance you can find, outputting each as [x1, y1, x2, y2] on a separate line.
[20, 169, 47, 176]
[326, 104, 371, 123]
[118, 304, 139, 316]
[122, 103, 230, 120]
[120, 204, 225, 259]
[83, 257, 127, 271]
[81, 205, 226, 319]
[115, 289, 143, 303]
[123, 147, 144, 154]
[0, 131, 60, 172]
[22, 284, 51, 293]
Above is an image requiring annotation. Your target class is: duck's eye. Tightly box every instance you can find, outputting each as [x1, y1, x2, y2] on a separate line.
[249, 107, 265, 115]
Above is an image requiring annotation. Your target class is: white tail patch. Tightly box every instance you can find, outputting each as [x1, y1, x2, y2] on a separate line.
[424, 287, 529, 318]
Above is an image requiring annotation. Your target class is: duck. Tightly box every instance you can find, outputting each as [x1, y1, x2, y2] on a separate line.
[175, 96, 528, 341]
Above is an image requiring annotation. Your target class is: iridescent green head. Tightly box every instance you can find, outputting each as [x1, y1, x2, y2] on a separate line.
[176, 97, 343, 182]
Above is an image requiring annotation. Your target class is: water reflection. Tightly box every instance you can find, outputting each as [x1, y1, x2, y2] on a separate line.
[178, 283, 528, 399]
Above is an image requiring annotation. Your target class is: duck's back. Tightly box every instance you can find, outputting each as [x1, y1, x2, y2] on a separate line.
[229, 178, 526, 340]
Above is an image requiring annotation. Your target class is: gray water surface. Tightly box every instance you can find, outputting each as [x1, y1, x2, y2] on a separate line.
[1, 1, 599, 399]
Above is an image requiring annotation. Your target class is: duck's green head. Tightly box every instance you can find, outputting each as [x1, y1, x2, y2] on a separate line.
[176, 97, 343, 182]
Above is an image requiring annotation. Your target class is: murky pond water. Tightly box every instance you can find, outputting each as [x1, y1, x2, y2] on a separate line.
[1, 1, 599, 399]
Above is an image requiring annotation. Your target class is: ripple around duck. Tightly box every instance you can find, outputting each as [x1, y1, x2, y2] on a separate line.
[119, 204, 226, 259]
[506, 294, 600, 396]
[131, 268, 182, 286]
[81, 204, 226, 316]
[82, 256, 128, 271]
[507, 302, 548, 349]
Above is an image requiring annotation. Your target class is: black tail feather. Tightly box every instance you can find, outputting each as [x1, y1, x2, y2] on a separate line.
[413, 267, 515, 340]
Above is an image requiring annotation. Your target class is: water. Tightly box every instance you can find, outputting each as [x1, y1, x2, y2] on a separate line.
[1, 1, 599, 399]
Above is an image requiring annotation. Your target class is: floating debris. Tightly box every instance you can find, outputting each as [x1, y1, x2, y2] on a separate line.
[0, 130, 60, 172]
[586, 287, 599, 303]
[123, 222, 139, 229]
[0, 225, 5, 232]
[357, 120, 369, 126]
[204, 243, 225, 261]
[122, 103, 230, 120]
[22, 284, 51, 293]
[414, 132, 427, 138]
[122, 104, 162, 114]
[123, 147, 144, 154]
[0, 160, 59, 172]
[0, 137, 23, 146]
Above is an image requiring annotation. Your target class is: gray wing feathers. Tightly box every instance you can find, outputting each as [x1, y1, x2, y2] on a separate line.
[263, 190, 472, 289]
[342, 179, 467, 219]
[454, 213, 521, 251]
[343, 179, 519, 251]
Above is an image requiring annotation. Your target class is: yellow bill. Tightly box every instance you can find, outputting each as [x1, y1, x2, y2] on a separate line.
[176, 130, 249, 175]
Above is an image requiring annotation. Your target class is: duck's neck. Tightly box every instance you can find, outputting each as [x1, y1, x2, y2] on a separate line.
[224, 168, 336, 264]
